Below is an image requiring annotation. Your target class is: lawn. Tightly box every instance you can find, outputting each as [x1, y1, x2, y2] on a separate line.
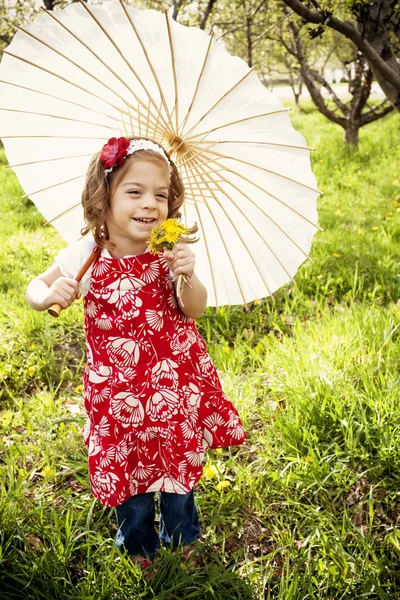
[0, 103, 399, 599]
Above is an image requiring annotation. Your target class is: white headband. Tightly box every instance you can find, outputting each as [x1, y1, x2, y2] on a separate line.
[104, 139, 171, 175]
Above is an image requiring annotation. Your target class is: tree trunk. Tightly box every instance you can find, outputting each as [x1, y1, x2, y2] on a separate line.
[344, 121, 359, 147]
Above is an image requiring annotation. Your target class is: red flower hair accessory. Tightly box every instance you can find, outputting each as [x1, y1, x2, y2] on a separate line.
[99, 137, 130, 172]
[99, 137, 171, 176]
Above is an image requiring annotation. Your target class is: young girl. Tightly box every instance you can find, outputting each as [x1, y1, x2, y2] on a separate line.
[26, 136, 247, 568]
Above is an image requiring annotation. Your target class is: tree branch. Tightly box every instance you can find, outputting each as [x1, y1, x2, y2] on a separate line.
[200, 0, 217, 30]
[361, 104, 395, 125]
[282, 0, 400, 90]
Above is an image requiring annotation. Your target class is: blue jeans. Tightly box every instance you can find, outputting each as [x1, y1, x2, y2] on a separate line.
[114, 490, 201, 559]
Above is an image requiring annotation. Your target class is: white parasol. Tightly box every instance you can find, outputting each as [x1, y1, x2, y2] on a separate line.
[0, 0, 320, 307]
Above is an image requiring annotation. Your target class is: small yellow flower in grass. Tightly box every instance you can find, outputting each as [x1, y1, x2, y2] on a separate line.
[216, 448, 223, 454]
[203, 465, 218, 479]
[223, 347, 230, 353]
[386, 216, 392, 221]
[74, 384, 83, 393]
[28, 366, 35, 376]
[393, 179, 399, 185]
[216, 480, 231, 491]
[335, 209, 341, 215]
[319, 159, 323, 163]
[397, 207, 400, 213]
[317, 274, 323, 279]
[332, 253, 341, 258]
[304, 455, 313, 463]
[372, 226, 379, 231]
[253, 299, 260, 305]
[41, 466, 56, 478]
[28, 344, 37, 351]
[393, 200, 399, 207]
[357, 229, 364, 235]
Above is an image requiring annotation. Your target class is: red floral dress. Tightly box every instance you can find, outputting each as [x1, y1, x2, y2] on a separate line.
[82, 250, 247, 507]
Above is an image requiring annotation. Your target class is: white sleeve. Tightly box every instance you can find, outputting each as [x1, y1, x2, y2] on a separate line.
[54, 239, 96, 296]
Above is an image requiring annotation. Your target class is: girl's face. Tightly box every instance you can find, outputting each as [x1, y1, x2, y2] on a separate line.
[106, 157, 169, 256]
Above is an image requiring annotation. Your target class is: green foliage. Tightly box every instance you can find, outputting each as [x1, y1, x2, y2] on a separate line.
[1, 105, 400, 598]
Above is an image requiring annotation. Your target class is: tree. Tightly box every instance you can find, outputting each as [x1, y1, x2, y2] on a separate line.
[281, 0, 400, 111]
[271, 13, 394, 146]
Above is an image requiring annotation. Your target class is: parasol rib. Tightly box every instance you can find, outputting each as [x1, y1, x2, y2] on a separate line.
[185, 156, 247, 304]
[165, 13, 179, 133]
[44, 201, 82, 226]
[212, 165, 314, 262]
[0, 48, 145, 127]
[72, 1, 170, 131]
[186, 109, 290, 141]
[0, 79, 129, 126]
[199, 164, 299, 283]
[183, 171, 219, 308]
[176, 138, 218, 167]
[0, 107, 117, 131]
[200, 154, 322, 231]
[199, 139, 314, 151]
[177, 144, 221, 170]
[15, 24, 161, 133]
[184, 68, 256, 139]
[178, 31, 214, 137]
[203, 148, 321, 193]
[5, 154, 92, 169]
[180, 151, 321, 230]
[21, 174, 85, 199]
[1, 135, 107, 139]
[119, 0, 175, 136]
[192, 160, 276, 295]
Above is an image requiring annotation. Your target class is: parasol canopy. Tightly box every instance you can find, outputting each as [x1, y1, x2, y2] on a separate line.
[0, 0, 320, 307]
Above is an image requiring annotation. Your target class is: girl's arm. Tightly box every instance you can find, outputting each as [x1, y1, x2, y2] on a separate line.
[165, 244, 207, 319]
[26, 265, 81, 312]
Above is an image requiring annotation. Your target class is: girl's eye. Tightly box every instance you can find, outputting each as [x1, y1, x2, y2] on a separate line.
[128, 191, 141, 195]
[157, 194, 168, 199]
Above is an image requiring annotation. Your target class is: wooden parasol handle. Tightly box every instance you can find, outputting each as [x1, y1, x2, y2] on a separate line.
[48, 246, 100, 318]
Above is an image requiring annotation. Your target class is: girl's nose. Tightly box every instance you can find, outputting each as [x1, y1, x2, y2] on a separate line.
[142, 194, 157, 209]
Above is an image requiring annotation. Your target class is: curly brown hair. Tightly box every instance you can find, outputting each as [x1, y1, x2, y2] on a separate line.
[81, 136, 198, 250]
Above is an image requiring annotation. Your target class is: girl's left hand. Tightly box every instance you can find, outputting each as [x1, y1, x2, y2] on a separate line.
[164, 243, 195, 280]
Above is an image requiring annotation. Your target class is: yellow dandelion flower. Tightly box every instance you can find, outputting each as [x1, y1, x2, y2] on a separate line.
[253, 299, 260, 305]
[148, 218, 189, 254]
[335, 209, 341, 215]
[216, 480, 231, 491]
[74, 384, 83, 393]
[357, 229, 364, 235]
[216, 448, 223, 454]
[41, 466, 56, 478]
[393, 200, 399, 207]
[317, 274, 323, 279]
[203, 465, 218, 479]
[28, 344, 37, 351]
[28, 366, 35, 376]
[223, 347, 230, 353]
[372, 226, 379, 231]
[304, 455, 313, 462]
[332, 253, 341, 258]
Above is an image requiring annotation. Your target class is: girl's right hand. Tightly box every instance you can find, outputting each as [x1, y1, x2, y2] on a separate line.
[46, 277, 81, 309]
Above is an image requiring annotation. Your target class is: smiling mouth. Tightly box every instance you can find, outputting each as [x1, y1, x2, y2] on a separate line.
[133, 218, 156, 224]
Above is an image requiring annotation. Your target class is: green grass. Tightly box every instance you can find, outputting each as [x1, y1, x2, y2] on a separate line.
[1, 104, 400, 599]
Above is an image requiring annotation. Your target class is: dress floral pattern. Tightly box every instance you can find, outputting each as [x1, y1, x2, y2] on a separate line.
[83, 250, 247, 507]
